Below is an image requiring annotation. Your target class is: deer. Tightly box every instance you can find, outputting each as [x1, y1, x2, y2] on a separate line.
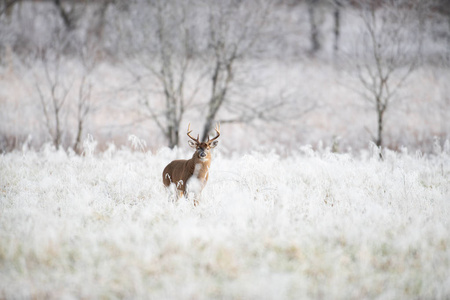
[162, 123, 220, 204]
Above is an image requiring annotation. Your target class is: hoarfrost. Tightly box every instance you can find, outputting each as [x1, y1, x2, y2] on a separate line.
[1, 144, 449, 299]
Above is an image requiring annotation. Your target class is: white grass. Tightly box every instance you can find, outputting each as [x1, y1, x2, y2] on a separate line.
[1, 143, 450, 299]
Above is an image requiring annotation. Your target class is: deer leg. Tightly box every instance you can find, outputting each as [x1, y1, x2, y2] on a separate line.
[185, 188, 199, 206]
[188, 191, 200, 206]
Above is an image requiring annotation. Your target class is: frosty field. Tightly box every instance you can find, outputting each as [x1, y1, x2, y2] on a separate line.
[1, 143, 450, 299]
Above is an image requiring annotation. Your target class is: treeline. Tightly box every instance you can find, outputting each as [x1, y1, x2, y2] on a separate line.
[0, 0, 449, 153]
[2, 0, 450, 60]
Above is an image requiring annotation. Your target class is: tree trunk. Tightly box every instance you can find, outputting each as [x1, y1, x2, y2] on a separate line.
[333, 0, 341, 55]
[53, 105, 61, 149]
[1, 0, 18, 18]
[93, 0, 110, 40]
[74, 119, 83, 154]
[202, 92, 226, 142]
[172, 126, 179, 149]
[308, 0, 320, 54]
[54, 0, 73, 31]
[201, 58, 231, 142]
[167, 125, 175, 149]
[202, 117, 214, 143]
[166, 117, 181, 149]
[376, 107, 384, 148]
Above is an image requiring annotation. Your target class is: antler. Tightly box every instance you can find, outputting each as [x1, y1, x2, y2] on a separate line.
[187, 123, 200, 144]
[207, 123, 220, 144]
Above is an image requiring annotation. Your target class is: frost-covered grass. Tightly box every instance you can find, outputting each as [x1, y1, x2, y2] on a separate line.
[1, 144, 450, 299]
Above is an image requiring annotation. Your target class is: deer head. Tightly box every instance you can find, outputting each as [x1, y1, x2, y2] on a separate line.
[187, 123, 220, 161]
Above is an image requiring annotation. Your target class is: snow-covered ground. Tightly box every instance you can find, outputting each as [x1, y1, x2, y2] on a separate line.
[1, 141, 449, 299]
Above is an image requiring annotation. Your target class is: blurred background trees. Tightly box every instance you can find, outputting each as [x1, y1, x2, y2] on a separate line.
[0, 0, 449, 153]
[349, 0, 426, 148]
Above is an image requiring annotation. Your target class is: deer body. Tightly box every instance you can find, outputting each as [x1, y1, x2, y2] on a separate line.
[162, 153, 211, 196]
[162, 124, 220, 202]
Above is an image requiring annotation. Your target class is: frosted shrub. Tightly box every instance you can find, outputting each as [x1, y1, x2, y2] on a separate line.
[1, 144, 449, 299]
[128, 135, 147, 152]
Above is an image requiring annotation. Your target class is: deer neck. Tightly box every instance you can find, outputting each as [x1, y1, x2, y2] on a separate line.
[190, 154, 211, 179]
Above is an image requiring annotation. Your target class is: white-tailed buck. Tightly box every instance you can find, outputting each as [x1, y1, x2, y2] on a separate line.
[162, 123, 220, 204]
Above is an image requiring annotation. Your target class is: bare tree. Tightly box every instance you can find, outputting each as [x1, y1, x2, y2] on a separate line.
[351, 0, 425, 148]
[123, 0, 202, 149]
[35, 50, 73, 149]
[122, 0, 278, 147]
[72, 36, 101, 153]
[32, 25, 100, 152]
[200, 0, 273, 141]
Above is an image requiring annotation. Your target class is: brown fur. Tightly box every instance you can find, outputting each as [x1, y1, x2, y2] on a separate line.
[162, 142, 217, 202]
[162, 124, 220, 204]
[162, 149, 211, 194]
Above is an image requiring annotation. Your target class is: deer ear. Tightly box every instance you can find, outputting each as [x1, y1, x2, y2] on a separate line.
[188, 140, 197, 148]
[210, 140, 219, 148]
